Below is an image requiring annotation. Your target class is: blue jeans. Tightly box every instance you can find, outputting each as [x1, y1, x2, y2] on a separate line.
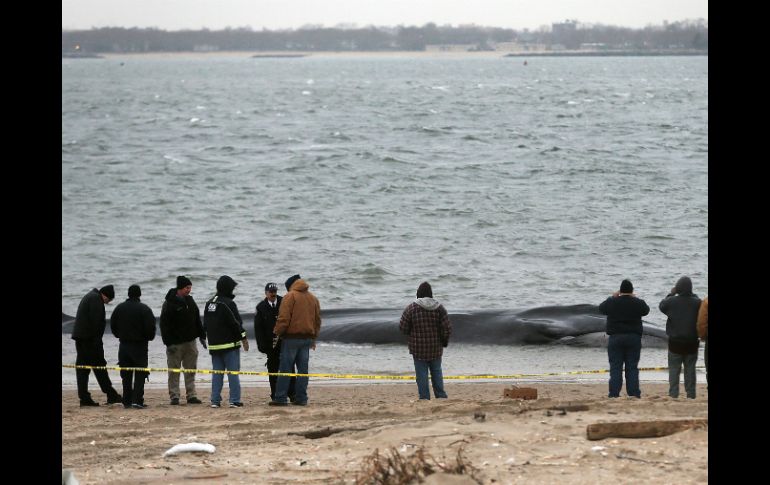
[607, 334, 642, 398]
[413, 357, 448, 400]
[275, 338, 312, 404]
[668, 351, 697, 398]
[210, 348, 241, 405]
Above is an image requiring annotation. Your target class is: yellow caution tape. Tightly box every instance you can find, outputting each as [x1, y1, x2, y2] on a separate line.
[61, 364, 688, 380]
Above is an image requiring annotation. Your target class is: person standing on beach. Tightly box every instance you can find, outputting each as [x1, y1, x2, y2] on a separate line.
[399, 281, 452, 400]
[160, 276, 206, 405]
[204, 275, 249, 408]
[72, 285, 123, 407]
[269, 274, 321, 406]
[697, 295, 708, 387]
[659, 276, 702, 399]
[110, 285, 156, 409]
[598, 279, 650, 398]
[255, 282, 296, 402]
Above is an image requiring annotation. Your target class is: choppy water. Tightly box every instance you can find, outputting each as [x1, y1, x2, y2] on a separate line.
[62, 54, 707, 382]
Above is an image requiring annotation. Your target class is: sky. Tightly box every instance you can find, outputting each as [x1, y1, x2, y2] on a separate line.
[62, 0, 708, 31]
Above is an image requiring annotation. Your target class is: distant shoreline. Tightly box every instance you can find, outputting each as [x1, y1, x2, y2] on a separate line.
[65, 49, 707, 60]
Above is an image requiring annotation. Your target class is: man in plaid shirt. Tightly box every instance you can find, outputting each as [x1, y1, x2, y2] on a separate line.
[399, 281, 452, 400]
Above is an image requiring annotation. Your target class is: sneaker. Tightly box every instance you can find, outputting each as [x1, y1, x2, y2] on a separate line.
[131, 403, 148, 409]
[229, 402, 244, 408]
[106, 394, 123, 405]
[210, 403, 221, 408]
[268, 401, 289, 406]
[170, 398, 180, 405]
[80, 400, 100, 407]
[187, 397, 202, 404]
[123, 404, 132, 409]
[291, 401, 308, 406]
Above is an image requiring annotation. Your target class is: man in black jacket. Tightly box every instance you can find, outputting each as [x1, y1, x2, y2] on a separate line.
[598, 279, 650, 398]
[255, 282, 295, 402]
[204, 275, 249, 408]
[110, 285, 156, 408]
[160, 276, 206, 405]
[72, 285, 122, 407]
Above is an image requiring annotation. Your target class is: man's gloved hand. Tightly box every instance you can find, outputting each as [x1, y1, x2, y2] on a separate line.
[199, 337, 207, 349]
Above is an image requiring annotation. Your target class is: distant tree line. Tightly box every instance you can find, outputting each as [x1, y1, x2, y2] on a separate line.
[62, 20, 708, 54]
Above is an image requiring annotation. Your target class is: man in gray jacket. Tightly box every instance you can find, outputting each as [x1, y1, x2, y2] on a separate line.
[659, 276, 702, 399]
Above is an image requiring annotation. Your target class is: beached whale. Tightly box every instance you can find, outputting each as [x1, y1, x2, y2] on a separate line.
[61, 304, 667, 348]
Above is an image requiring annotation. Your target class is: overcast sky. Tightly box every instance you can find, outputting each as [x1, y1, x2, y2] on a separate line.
[62, 0, 708, 31]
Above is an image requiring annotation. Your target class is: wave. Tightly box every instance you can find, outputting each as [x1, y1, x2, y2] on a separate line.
[62, 304, 666, 348]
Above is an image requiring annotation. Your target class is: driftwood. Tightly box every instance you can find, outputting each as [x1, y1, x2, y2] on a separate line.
[587, 418, 707, 440]
[289, 426, 368, 439]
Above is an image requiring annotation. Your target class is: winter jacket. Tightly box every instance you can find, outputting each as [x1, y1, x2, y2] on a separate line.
[659, 276, 701, 354]
[110, 297, 156, 343]
[203, 275, 247, 353]
[72, 288, 107, 340]
[159, 288, 204, 346]
[399, 297, 452, 361]
[697, 296, 708, 339]
[255, 295, 282, 354]
[274, 279, 321, 339]
[599, 294, 650, 335]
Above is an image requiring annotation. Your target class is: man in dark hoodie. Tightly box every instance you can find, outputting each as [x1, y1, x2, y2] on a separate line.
[269, 274, 321, 406]
[659, 276, 702, 399]
[160, 276, 206, 405]
[399, 281, 453, 400]
[204, 275, 249, 408]
[255, 282, 296, 402]
[72, 285, 123, 406]
[598, 279, 650, 398]
[110, 285, 156, 409]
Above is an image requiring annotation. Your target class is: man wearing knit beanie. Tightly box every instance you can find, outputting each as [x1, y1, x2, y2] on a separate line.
[598, 279, 650, 399]
[160, 275, 206, 405]
[270, 274, 321, 406]
[71, 284, 123, 406]
[110, 285, 156, 408]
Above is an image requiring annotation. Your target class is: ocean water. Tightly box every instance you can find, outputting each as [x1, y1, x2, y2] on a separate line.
[62, 54, 707, 384]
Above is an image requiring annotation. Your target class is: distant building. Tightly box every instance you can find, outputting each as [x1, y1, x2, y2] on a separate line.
[552, 20, 580, 49]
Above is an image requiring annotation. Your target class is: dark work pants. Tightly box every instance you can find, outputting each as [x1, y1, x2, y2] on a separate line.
[75, 338, 120, 402]
[607, 333, 642, 398]
[267, 343, 295, 400]
[118, 341, 149, 406]
[704, 337, 708, 387]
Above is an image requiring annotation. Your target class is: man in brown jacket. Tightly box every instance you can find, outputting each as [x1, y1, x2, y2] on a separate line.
[269, 274, 321, 406]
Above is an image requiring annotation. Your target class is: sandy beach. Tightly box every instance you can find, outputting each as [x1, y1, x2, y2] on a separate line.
[62, 381, 707, 484]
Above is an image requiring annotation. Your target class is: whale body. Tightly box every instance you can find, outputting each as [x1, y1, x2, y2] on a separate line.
[62, 304, 667, 348]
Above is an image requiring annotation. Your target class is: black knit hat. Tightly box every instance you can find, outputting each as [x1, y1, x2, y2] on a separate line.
[176, 275, 192, 289]
[99, 285, 115, 300]
[265, 282, 278, 292]
[619, 279, 633, 294]
[285, 274, 301, 291]
[128, 284, 141, 298]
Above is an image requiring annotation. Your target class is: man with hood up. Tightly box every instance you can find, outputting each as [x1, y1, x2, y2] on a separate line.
[659, 276, 702, 399]
[269, 274, 321, 406]
[160, 276, 206, 405]
[204, 275, 249, 408]
[399, 281, 453, 400]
